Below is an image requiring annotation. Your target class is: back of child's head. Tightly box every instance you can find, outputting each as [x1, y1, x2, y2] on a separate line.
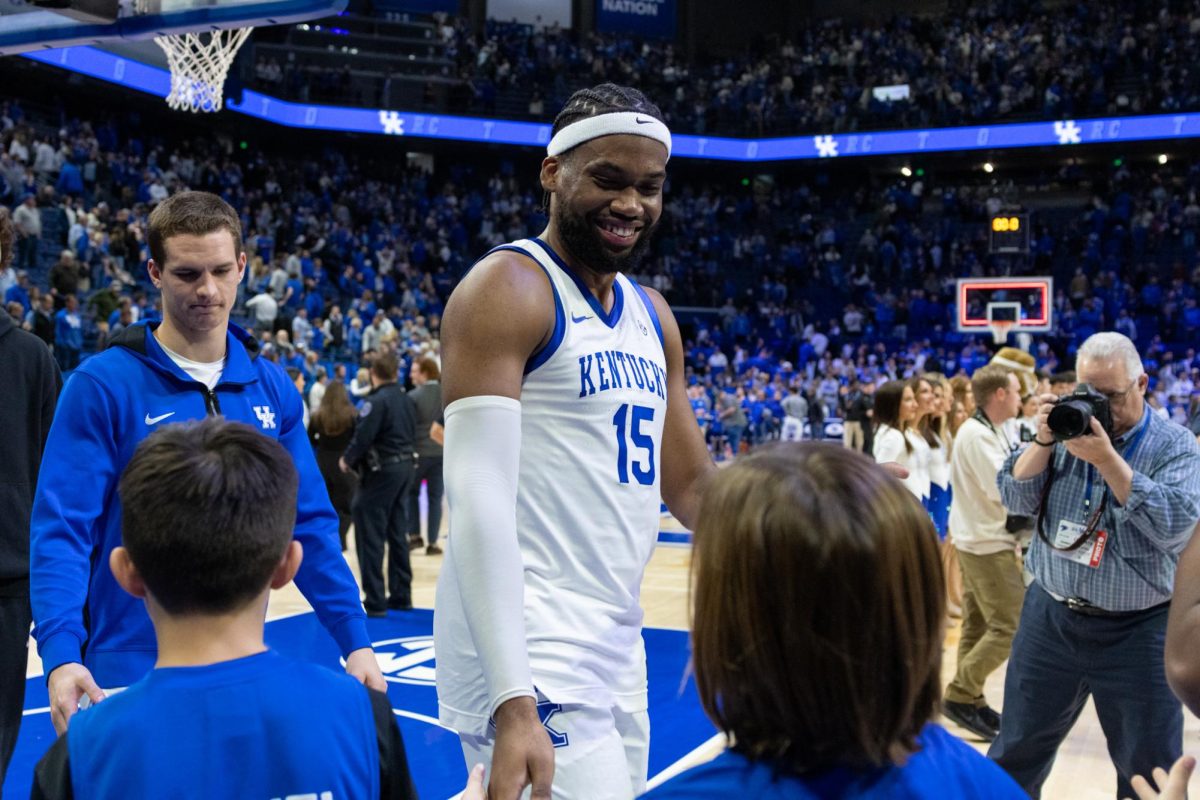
[690, 443, 943, 774]
[118, 418, 298, 615]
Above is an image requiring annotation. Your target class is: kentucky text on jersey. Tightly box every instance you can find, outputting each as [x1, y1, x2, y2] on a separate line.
[578, 349, 667, 399]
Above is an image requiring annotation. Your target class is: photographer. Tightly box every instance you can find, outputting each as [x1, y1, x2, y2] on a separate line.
[989, 333, 1200, 799]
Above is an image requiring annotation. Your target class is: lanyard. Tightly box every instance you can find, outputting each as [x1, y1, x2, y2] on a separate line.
[1082, 414, 1150, 514]
[972, 409, 1015, 452]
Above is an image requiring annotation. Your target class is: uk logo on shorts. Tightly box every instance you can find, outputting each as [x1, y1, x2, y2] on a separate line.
[253, 405, 277, 429]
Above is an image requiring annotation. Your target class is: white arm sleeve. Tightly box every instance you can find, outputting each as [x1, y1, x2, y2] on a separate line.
[443, 395, 535, 717]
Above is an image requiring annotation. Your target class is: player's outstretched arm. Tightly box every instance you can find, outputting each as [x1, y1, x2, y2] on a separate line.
[30, 372, 118, 732]
[642, 287, 716, 532]
[441, 251, 556, 800]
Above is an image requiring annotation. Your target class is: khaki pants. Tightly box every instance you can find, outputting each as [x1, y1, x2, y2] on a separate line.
[945, 548, 1025, 704]
[843, 420, 864, 451]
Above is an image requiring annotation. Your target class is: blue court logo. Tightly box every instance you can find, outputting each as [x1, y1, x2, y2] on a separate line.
[361, 636, 437, 686]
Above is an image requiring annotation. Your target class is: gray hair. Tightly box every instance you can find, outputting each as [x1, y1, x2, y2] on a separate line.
[1076, 332, 1144, 379]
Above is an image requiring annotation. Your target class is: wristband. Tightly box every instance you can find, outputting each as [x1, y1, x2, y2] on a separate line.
[1034, 437, 1055, 447]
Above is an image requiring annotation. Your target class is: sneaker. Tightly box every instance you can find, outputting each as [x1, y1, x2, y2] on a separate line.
[943, 700, 998, 742]
[387, 599, 413, 611]
[408, 537, 424, 551]
[976, 704, 1001, 732]
[426, 544, 443, 555]
[366, 608, 388, 618]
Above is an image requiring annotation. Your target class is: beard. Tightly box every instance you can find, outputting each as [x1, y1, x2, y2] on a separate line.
[555, 202, 657, 275]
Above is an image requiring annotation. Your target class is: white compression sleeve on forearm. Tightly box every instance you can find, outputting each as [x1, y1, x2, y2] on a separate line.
[443, 395, 535, 717]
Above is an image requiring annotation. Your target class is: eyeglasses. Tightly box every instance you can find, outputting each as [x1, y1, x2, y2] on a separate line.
[1096, 379, 1139, 405]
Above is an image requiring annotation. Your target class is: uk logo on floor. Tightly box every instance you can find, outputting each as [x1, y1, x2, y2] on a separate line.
[7, 611, 713, 799]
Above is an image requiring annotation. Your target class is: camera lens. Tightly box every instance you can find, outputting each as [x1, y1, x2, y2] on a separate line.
[1047, 400, 1092, 440]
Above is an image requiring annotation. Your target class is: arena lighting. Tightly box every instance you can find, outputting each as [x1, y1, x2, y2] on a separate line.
[1159, 153, 1169, 164]
[23, 45, 1200, 161]
[983, 162, 995, 173]
[901, 166, 913, 176]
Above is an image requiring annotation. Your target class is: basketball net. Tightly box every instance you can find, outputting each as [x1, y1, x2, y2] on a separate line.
[154, 27, 254, 113]
[989, 320, 1015, 346]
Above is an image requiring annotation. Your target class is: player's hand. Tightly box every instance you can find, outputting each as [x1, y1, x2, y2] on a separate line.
[462, 764, 487, 800]
[1033, 392, 1060, 443]
[47, 663, 105, 735]
[878, 461, 910, 480]
[338, 456, 352, 474]
[489, 696, 554, 800]
[1128, 755, 1195, 800]
[344, 647, 387, 691]
[1063, 417, 1118, 468]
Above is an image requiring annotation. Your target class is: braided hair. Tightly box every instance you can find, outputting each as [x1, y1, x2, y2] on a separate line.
[551, 83, 665, 139]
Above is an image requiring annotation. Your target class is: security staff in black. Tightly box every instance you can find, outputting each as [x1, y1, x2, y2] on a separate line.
[340, 353, 418, 616]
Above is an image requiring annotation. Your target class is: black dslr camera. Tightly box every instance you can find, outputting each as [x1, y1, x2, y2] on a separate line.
[1046, 384, 1114, 441]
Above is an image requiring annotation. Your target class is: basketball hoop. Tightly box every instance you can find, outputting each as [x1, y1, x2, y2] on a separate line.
[989, 320, 1015, 346]
[154, 27, 254, 113]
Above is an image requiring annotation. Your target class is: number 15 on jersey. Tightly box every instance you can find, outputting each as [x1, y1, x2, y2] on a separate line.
[612, 403, 656, 486]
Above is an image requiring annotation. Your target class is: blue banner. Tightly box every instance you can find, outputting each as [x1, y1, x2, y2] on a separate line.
[22, 47, 1200, 162]
[370, 0, 458, 14]
[595, 0, 675, 39]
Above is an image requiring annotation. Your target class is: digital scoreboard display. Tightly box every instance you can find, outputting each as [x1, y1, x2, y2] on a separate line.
[990, 213, 1030, 254]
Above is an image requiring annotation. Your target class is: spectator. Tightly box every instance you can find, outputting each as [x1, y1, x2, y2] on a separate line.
[309, 381, 358, 551]
[31, 419, 419, 800]
[12, 195, 39, 270]
[0, 213, 59, 787]
[872, 380, 929, 503]
[642, 444, 1024, 798]
[406, 356, 444, 555]
[307, 365, 329, 415]
[52, 293, 82, 372]
[716, 387, 748, 458]
[48, 250, 81, 309]
[943, 365, 1024, 743]
[779, 385, 808, 442]
[244, 290, 279, 334]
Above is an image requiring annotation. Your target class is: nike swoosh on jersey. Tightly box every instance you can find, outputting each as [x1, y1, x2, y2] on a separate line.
[571, 313, 593, 323]
[145, 411, 176, 425]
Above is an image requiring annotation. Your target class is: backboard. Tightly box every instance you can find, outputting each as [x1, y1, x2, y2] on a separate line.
[956, 277, 1054, 339]
[0, 0, 346, 56]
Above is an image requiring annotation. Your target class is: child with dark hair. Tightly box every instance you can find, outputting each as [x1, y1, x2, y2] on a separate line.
[30, 419, 435, 799]
[642, 444, 1025, 798]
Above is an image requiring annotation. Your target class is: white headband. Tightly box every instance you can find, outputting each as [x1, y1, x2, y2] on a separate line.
[547, 111, 672, 159]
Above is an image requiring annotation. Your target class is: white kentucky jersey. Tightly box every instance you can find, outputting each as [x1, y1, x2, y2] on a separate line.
[435, 237, 668, 735]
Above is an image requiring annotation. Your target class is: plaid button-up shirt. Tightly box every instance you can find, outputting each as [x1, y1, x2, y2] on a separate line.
[999, 405, 1200, 611]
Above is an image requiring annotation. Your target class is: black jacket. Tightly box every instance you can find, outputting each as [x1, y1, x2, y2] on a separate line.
[0, 312, 60, 587]
[343, 382, 417, 466]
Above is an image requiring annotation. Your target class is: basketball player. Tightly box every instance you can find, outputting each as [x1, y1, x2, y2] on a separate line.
[434, 84, 715, 799]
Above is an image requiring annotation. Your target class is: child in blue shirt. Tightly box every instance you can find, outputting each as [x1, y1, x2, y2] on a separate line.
[641, 444, 1027, 799]
[31, 419, 424, 799]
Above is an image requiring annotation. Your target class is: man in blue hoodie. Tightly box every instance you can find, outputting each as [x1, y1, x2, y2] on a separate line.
[30, 191, 385, 735]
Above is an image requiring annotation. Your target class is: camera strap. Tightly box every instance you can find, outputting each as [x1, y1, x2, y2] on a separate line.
[1036, 411, 1151, 552]
[973, 408, 1016, 453]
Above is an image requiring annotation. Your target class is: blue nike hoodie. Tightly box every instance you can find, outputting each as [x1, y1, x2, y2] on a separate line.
[30, 321, 370, 687]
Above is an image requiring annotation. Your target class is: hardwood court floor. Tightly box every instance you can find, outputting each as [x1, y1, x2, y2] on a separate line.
[26, 509, 1200, 797]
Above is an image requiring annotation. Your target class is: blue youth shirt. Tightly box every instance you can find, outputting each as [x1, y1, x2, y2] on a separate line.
[32, 650, 416, 800]
[640, 724, 1025, 799]
[29, 321, 370, 687]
